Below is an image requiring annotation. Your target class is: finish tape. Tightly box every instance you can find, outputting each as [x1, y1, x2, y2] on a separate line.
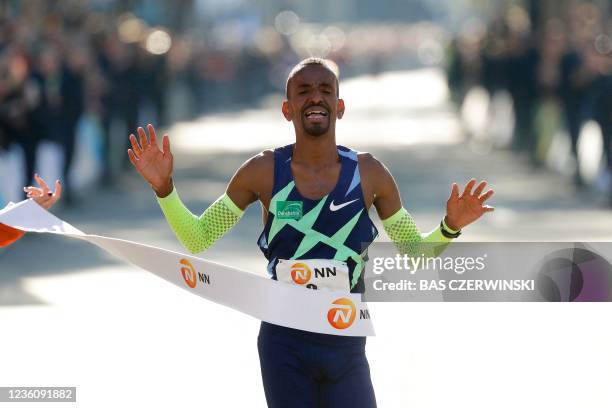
[0, 200, 374, 336]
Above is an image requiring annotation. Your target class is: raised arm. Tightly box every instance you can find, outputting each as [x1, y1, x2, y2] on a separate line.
[360, 153, 494, 253]
[127, 124, 271, 254]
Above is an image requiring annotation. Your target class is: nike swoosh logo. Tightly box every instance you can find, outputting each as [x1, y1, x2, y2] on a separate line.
[329, 198, 359, 212]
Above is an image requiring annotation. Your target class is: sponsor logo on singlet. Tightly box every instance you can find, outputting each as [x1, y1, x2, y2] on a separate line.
[291, 262, 312, 285]
[329, 198, 359, 212]
[276, 201, 303, 220]
[277, 259, 349, 291]
[180, 258, 210, 288]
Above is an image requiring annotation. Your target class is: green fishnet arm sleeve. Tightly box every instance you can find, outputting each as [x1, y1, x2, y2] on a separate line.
[156, 188, 243, 254]
[382, 207, 458, 257]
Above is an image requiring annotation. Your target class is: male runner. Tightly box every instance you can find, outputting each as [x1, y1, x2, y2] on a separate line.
[127, 58, 494, 408]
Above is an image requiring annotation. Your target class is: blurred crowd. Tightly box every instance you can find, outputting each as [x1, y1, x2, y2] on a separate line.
[447, 1, 612, 203]
[0, 3, 285, 203]
[0, 11, 167, 202]
[0, 0, 446, 207]
[1, 0, 610, 207]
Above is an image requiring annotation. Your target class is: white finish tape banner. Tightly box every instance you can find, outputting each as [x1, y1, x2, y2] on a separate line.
[0, 200, 375, 337]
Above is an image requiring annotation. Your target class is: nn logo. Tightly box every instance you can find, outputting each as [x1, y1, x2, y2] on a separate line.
[291, 262, 312, 285]
[180, 259, 210, 289]
[314, 267, 336, 278]
[0, 223, 26, 247]
[327, 298, 370, 330]
[276, 201, 303, 220]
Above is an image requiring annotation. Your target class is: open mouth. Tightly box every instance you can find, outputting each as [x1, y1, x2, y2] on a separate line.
[304, 107, 329, 120]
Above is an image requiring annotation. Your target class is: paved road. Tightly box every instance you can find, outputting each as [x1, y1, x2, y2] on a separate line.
[1, 69, 611, 408]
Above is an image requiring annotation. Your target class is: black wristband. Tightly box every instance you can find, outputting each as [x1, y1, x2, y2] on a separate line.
[440, 220, 462, 239]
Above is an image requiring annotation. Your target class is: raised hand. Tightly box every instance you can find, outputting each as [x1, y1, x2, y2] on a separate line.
[445, 179, 494, 231]
[127, 124, 174, 197]
[24, 174, 62, 210]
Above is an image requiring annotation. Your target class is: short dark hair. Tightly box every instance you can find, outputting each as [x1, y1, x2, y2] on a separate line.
[285, 57, 340, 98]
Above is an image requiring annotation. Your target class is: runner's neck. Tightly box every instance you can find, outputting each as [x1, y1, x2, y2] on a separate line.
[293, 136, 339, 167]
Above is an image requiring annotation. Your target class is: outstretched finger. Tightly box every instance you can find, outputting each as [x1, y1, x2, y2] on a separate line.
[479, 189, 495, 203]
[482, 205, 495, 213]
[27, 192, 47, 200]
[53, 179, 62, 201]
[137, 127, 149, 149]
[129, 134, 142, 156]
[449, 182, 460, 200]
[34, 174, 50, 195]
[26, 192, 43, 200]
[473, 180, 487, 197]
[127, 149, 138, 166]
[162, 134, 171, 155]
[147, 124, 157, 146]
[24, 186, 43, 197]
[41, 183, 61, 209]
[461, 178, 476, 197]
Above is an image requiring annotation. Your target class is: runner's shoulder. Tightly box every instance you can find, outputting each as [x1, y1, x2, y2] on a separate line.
[244, 149, 274, 173]
[356, 151, 396, 196]
[231, 149, 274, 187]
[227, 150, 274, 205]
[357, 151, 391, 179]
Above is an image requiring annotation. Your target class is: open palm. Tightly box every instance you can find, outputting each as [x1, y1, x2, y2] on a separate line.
[127, 124, 173, 196]
[445, 179, 494, 230]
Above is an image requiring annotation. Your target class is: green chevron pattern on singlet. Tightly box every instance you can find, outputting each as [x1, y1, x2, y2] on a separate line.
[268, 180, 366, 289]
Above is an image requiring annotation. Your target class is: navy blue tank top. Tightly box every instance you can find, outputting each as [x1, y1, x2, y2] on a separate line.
[257, 144, 378, 293]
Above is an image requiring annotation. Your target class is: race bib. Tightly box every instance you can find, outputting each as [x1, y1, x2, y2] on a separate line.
[276, 259, 350, 291]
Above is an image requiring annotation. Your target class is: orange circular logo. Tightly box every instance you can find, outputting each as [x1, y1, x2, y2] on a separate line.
[0, 223, 26, 247]
[180, 259, 197, 288]
[327, 298, 356, 330]
[290, 262, 312, 285]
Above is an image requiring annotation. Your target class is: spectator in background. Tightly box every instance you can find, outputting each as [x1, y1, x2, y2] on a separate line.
[481, 17, 509, 97]
[531, 19, 567, 165]
[92, 35, 141, 173]
[535, 20, 566, 104]
[589, 45, 612, 204]
[0, 44, 40, 188]
[58, 39, 87, 203]
[560, 40, 600, 186]
[118, 44, 141, 168]
[447, 26, 484, 108]
[503, 9, 538, 156]
[94, 34, 130, 183]
[136, 46, 169, 127]
[30, 44, 64, 161]
[27, 36, 87, 205]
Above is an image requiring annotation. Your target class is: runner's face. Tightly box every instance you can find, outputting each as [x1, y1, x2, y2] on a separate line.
[284, 66, 343, 137]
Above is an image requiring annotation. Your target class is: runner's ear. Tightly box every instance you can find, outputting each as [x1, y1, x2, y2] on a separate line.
[282, 100, 292, 121]
[337, 99, 345, 119]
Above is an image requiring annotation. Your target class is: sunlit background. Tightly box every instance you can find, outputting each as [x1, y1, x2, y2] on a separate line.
[1, 0, 611, 407]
